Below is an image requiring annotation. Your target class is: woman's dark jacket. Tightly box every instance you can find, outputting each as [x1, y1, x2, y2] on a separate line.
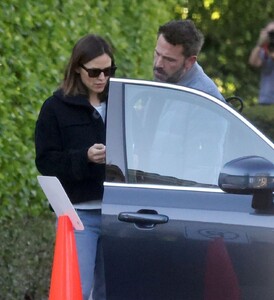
[35, 89, 106, 204]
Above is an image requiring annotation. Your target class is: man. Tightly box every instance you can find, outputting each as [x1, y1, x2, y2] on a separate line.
[248, 20, 274, 105]
[153, 19, 225, 101]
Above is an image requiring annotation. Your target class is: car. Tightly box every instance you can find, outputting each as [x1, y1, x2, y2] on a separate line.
[102, 78, 274, 300]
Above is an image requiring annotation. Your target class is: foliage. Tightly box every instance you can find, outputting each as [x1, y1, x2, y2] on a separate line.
[175, 0, 274, 103]
[0, 212, 55, 299]
[242, 105, 274, 142]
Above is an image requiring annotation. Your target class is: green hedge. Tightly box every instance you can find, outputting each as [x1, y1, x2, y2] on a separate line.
[242, 105, 274, 142]
[0, 212, 55, 299]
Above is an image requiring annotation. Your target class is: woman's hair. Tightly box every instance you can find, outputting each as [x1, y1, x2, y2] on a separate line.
[60, 34, 116, 100]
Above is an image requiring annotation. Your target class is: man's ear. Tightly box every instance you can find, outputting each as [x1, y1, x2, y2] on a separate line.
[185, 55, 197, 71]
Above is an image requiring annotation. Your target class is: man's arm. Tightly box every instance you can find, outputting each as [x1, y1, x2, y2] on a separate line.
[248, 45, 263, 67]
[248, 27, 268, 68]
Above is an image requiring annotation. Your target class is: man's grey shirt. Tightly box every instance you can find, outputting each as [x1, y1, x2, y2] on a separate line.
[177, 62, 225, 102]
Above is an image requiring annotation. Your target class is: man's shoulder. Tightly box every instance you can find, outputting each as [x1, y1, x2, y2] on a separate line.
[178, 63, 225, 101]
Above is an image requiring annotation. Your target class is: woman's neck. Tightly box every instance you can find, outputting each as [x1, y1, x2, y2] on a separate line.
[89, 94, 100, 107]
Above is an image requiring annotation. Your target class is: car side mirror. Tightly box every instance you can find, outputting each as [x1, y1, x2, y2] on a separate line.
[218, 156, 274, 210]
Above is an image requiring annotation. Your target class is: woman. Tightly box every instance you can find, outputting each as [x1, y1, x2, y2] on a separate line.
[35, 34, 116, 300]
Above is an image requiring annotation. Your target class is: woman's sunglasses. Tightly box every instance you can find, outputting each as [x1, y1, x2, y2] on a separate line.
[80, 64, 117, 78]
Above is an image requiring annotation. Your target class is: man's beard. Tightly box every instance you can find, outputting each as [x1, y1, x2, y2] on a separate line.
[153, 63, 186, 84]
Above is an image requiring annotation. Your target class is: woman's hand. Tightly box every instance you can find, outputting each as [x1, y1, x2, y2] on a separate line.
[87, 143, 106, 164]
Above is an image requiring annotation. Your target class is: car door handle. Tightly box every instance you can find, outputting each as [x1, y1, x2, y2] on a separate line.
[118, 212, 169, 225]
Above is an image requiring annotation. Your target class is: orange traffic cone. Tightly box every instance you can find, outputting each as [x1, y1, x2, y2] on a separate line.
[49, 215, 83, 300]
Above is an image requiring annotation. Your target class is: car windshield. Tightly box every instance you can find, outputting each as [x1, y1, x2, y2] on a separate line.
[124, 83, 274, 187]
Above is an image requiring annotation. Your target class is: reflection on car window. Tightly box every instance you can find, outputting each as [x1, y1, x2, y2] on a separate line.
[125, 84, 274, 187]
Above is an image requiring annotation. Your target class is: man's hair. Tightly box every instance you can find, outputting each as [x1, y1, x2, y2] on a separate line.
[61, 34, 115, 100]
[158, 20, 204, 58]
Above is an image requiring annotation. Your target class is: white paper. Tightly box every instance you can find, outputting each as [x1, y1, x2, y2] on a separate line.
[37, 175, 84, 230]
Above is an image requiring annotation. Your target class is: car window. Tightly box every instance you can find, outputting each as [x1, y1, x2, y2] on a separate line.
[124, 83, 274, 187]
